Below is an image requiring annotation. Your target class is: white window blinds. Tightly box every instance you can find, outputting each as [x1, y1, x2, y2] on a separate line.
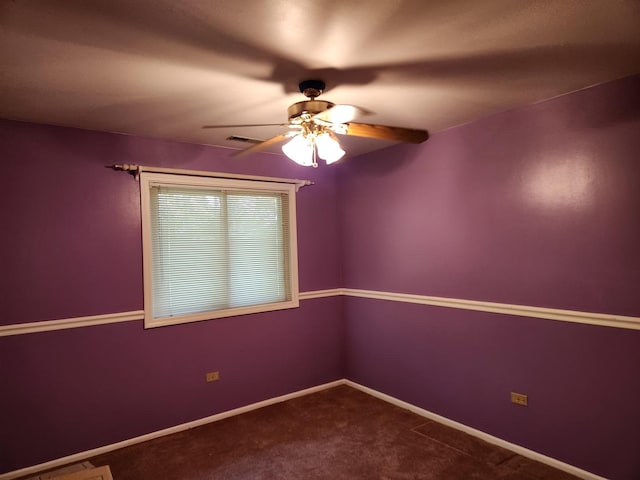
[141, 173, 299, 328]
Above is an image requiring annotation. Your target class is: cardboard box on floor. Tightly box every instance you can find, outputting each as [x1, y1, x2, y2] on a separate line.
[51, 466, 113, 480]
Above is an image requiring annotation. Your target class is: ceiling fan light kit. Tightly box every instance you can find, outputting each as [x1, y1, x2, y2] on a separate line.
[281, 132, 315, 167]
[205, 79, 429, 167]
[315, 132, 345, 164]
[281, 130, 346, 167]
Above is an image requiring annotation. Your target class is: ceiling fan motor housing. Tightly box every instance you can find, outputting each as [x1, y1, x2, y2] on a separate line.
[288, 100, 335, 122]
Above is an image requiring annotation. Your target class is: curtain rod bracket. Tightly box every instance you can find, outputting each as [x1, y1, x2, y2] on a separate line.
[108, 164, 142, 180]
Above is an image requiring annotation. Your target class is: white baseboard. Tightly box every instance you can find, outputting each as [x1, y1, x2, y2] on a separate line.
[0, 380, 343, 480]
[1, 379, 605, 480]
[345, 380, 606, 480]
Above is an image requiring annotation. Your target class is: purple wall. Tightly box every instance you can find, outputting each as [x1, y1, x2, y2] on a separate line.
[2, 74, 639, 478]
[0, 121, 342, 325]
[340, 75, 640, 480]
[0, 121, 344, 473]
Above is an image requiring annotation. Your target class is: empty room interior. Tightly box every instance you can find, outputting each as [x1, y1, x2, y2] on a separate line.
[1, 2, 639, 480]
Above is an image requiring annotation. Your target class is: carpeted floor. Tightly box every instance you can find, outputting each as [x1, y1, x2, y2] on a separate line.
[33, 385, 579, 479]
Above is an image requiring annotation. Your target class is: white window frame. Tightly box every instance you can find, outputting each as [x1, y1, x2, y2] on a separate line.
[140, 172, 299, 328]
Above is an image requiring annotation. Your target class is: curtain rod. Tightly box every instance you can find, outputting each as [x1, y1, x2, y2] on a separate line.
[107, 164, 314, 191]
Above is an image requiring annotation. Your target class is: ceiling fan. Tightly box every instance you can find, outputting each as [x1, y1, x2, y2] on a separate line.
[203, 80, 429, 167]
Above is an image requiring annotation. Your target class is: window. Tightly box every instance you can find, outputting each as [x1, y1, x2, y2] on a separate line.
[140, 172, 299, 328]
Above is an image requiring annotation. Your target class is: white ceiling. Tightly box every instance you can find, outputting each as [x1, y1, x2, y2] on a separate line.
[2, 0, 640, 157]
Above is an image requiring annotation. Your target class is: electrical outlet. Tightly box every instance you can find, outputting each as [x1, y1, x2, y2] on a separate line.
[206, 371, 220, 382]
[510, 392, 528, 406]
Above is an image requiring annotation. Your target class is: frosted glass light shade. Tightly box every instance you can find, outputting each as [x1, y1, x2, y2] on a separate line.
[315, 133, 345, 164]
[282, 134, 314, 166]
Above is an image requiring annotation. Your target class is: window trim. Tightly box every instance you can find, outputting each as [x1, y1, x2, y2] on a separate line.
[140, 172, 299, 328]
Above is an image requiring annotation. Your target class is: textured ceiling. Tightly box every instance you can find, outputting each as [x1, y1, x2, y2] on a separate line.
[1, 0, 640, 158]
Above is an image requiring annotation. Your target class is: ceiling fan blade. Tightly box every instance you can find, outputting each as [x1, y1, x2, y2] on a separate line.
[232, 132, 292, 158]
[314, 104, 368, 124]
[202, 123, 288, 129]
[343, 122, 429, 143]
